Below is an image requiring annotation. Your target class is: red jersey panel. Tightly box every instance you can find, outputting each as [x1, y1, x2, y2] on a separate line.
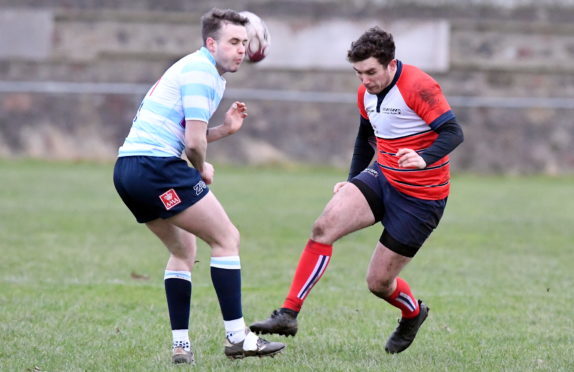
[357, 61, 455, 200]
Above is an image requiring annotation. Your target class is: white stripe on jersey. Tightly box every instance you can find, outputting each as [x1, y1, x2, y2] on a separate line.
[362, 86, 429, 139]
[182, 95, 212, 116]
[118, 47, 226, 158]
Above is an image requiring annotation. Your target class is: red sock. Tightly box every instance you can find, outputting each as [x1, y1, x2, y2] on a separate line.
[282, 239, 333, 312]
[385, 277, 420, 319]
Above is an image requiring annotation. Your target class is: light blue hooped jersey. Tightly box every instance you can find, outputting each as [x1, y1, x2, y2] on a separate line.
[118, 47, 226, 157]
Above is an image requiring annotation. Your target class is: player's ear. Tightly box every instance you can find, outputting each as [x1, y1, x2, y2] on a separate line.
[206, 37, 217, 53]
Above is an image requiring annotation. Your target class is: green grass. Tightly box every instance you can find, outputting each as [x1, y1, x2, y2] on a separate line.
[1, 160, 573, 371]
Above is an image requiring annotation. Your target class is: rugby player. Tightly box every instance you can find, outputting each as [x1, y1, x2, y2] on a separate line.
[113, 8, 284, 364]
[250, 26, 464, 354]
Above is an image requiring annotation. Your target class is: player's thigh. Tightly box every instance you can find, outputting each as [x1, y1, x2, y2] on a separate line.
[367, 241, 412, 288]
[314, 182, 376, 241]
[167, 191, 239, 252]
[146, 218, 197, 259]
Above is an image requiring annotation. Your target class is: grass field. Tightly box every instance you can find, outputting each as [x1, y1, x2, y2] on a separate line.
[1, 160, 573, 371]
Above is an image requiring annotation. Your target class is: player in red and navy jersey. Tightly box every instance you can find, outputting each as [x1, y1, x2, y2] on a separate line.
[250, 27, 464, 354]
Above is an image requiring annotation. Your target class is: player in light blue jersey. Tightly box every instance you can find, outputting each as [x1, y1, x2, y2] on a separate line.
[113, 8, 284, 365]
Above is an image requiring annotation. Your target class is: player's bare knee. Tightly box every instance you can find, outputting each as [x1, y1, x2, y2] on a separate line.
[311, 216, 333, 243]
[211, 224, 240, 255]
[366, 274, 394, 297]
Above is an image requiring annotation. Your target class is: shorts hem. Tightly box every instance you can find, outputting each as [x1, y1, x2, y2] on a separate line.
[380, 230, 419, 258]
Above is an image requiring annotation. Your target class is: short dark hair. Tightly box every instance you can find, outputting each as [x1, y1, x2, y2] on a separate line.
[201, 8, 249, 45]
[347, 27, 395, 67]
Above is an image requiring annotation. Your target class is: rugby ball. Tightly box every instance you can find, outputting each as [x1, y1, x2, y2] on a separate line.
[240, 11, 271, 63]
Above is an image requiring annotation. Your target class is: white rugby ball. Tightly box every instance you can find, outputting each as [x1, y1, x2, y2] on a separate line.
[240, 11, 271, 63]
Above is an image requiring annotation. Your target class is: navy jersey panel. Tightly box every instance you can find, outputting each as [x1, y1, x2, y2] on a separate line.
[351, 163, 447, 250]
[113, 156, 209, 223]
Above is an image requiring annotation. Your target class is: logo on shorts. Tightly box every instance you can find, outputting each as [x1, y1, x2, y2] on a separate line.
[363, 168, 378, 177]
[159, 189, 181, 210]
[193, 180, 207, 196]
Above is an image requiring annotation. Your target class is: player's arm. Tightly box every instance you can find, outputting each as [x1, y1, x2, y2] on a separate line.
[397, 119, 464, 169]
[347, 116, 376, 180]
[206, 101, 248, 143]
[420, 119, 464, 166]
[184, 120, 214, 184]
[398, 70, 463, 169]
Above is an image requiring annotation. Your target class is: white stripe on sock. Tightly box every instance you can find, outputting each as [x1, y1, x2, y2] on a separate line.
[164, 270, 191, 281]
[210, 256, 241, 270]
[297, 255, 329, 299]
[397, 292, 416, 312]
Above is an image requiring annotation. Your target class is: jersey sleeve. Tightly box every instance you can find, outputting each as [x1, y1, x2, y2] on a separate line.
[357, 84, 369, 119]
[398, 65, 455, 130]
[348, 116, 376, 180]
[179, 61, 219, 123]
[420, 119, 464, 166]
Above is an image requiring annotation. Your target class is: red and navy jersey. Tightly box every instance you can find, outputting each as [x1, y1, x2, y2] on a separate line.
[357, 60, 455, 200]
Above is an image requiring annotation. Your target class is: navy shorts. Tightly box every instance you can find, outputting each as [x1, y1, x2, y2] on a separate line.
[113, 156, 209, 223]
[350, 163, 447, 257]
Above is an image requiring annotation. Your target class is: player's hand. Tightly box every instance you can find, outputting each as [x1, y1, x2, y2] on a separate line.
[396, 148, 426, 169]
[333, 181, 349, 193]
[223, 101, 248, 135]
[200, 161, 214, 185]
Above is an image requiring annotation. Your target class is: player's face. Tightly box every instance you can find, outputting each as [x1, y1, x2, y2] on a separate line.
[352, 57, 397, 94]
[209, 23, 248, 75]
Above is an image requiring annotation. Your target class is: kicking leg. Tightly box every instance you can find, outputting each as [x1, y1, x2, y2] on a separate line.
[250, 182, 376, 336]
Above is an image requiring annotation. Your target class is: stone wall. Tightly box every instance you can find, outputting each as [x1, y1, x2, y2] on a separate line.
[1, 0, 574, 173]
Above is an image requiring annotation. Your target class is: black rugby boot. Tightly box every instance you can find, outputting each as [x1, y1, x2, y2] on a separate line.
[385, 300, 429, 354]
[249, 308, 298, 337]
